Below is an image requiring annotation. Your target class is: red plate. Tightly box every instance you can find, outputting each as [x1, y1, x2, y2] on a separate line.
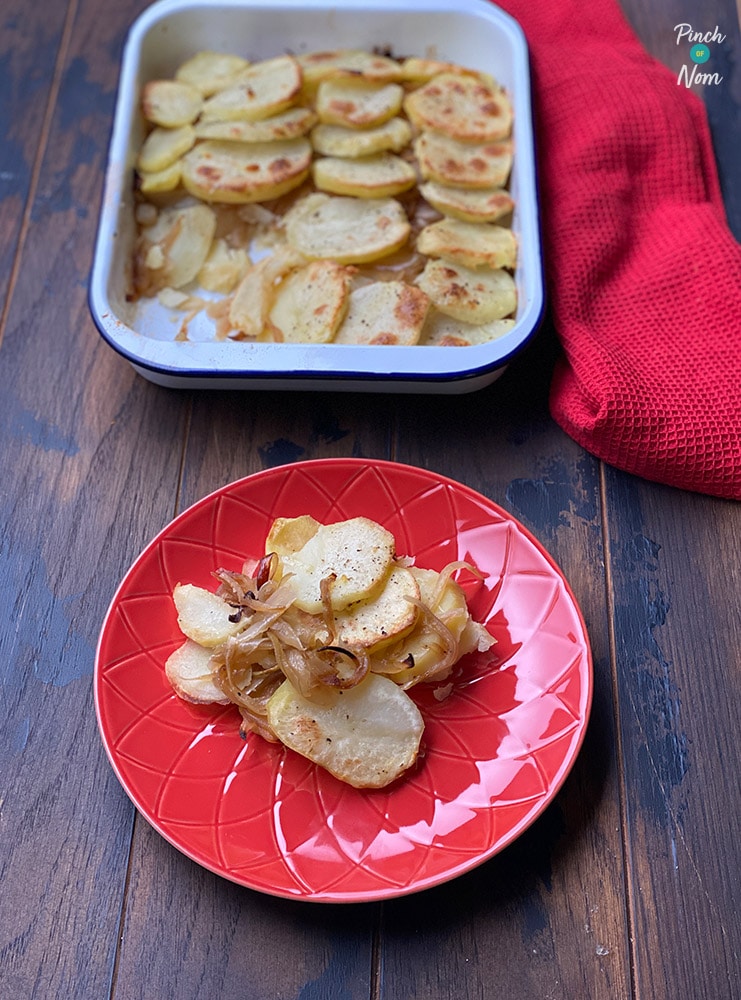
[95, 459, 592, 902]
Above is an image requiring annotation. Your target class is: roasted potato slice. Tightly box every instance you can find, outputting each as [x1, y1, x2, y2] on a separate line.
[194, 106, 317, 142]
[135, 203, 217, 291]
[137, 161, 182, 194]
[414, 132, 513, 189]
[419, 181, 514, 224]
[141, 79, 203, 127]
[297, 49, 403, 86]
[265, 515, 322, 557]
[197, 238, 250, 293]
[419, 312, 516, 347]
[200, 55, 302, 122]
[334, 280, 429, 345]
[137, 124, 196, 173]
[404, 72, 512, 141]
[316, 79, 404, 128]
[334, 564, 421, 649]
[173, 582, 247, 647]
[268, 260, 353, 343]
[181, 138, 312, 203]
[310, 117, 412, 158]
[313, 152, 417, 199]
[229, 246, 306, 337]
[277, 516, 396, 614]
[416, 258, 517, 323]
[266, 674, 424, 788]
[417, 219, 517, 270]
[175, 50, 250, 96]
[165, 639, 229, 704]
[400, 57, 487, 84]
[284, 193, 410, 264]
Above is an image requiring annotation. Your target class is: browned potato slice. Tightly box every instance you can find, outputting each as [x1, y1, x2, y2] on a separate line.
[419, 181, 514, 224]
[200, 55, 302, 122]
[313, 153, 417, 199]
[266, 674, 424, 788]
[285, 193, 410, 264]
[229, 246, 306, 337]
[136, 203, 217, 290]
[400, 57, 489, 85]
[278, 516, 396, 614]
[419, 312, 516, 347]
[181, 138, 312, 203]
[141, 79, 203, 127]
[310, 117, 412, 158]
[173, 582, 246, 647]
[266, 515, 322, 557]
[268, 260, 353, 343]
[334, 565, 420, 649]
[334, 281, 429, 345]
[297, 49, 403, 85]
[175, 50, 250, 96]
[165, 639, 229, 704]
[417, 219, 517, 270]
[416, 258, 517, 323]
[404, 72, 512, 141]
[137, 124, 196, 173]
[194, 106, 317, 142]
[316, 79, 403, 128]
[414, 132, 513, 189]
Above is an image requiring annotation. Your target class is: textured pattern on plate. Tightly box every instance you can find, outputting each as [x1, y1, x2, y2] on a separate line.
[95, 459, 592, 901]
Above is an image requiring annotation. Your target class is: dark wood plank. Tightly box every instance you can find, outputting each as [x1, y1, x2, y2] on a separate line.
[0, 1, 70, 309]
[0, 0, 188, 997]
[605, 475, 741, 998]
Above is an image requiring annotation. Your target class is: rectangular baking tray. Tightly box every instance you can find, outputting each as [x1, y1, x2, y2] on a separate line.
[89, 0, 544, 393]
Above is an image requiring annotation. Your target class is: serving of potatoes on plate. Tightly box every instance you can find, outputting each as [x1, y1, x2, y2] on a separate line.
[165, 515, 494, 788]
[131, 47, 517, 347]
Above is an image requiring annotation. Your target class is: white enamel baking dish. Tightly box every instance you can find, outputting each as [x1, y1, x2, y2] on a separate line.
[89, 0, 544, 392]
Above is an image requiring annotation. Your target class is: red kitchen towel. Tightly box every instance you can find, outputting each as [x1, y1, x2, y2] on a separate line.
[498, 0, 741, 500]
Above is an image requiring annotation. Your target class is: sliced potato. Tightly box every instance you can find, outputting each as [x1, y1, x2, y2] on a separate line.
[316, 79, 404, 128]
[266, 674, 424, 788]
[284, 193, 410, 264]
[419, 181, 514, 224]
[419, 312, 516, 347]
[297, 49, 403, 86]
[175, 50, 250, 97]
[277, 517, 396, 614]
[414, 132, 513, 189]
[200, 55, 302, 122]
[313, 152, 417, 199]
[334, 564, 420, 649]
[400, 57, 485, 84]
[404, 72, 512, 142]
[141, 79, 203, 127]
[416, 258, 517, 323]
[181, 138, 312, 203]
[173, 582, 246, 647]
[165, 639, 229, 704]
[197, 237, 250, 293]
[229, 245, 306, 337]
[417, 219, 517, 270]
[265, 515, 321, 557]
[136, 203, 217, 290]
[334, 281, 429, 345]
[137, 124, 196, 173]
[268, 260, 353, 343]
[138, 160, 182, 194]
[194, 106, 317, 142]
[310, 117, 412, 158]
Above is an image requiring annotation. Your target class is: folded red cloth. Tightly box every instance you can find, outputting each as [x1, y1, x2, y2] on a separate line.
[499, 0, 741, 500]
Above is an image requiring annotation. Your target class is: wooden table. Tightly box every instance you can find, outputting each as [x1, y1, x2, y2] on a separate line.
[1, 1, 739, 997]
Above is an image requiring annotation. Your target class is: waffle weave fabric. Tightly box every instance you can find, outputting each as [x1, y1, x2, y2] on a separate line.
[499, 0, 741, 500]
